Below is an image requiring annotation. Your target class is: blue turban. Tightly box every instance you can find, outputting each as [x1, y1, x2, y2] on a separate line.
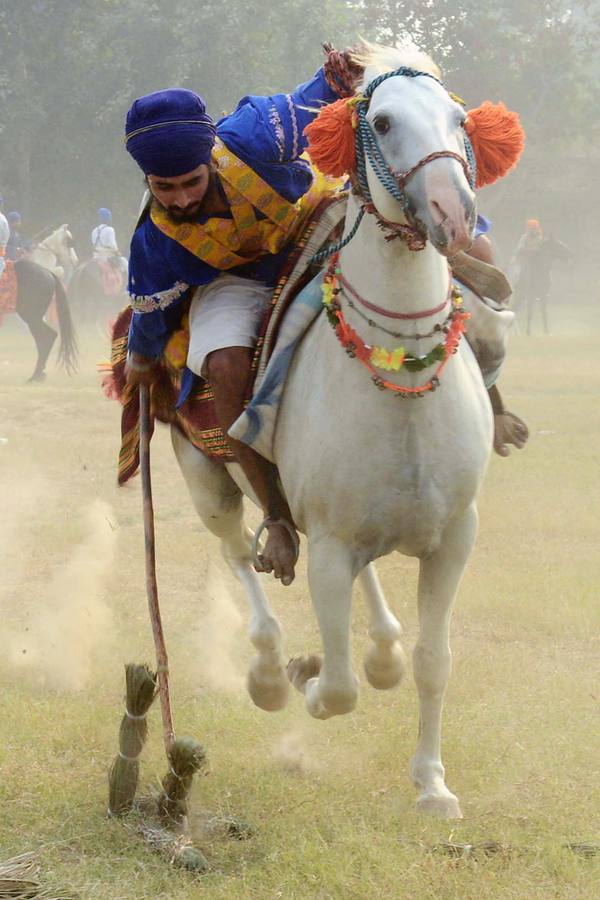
[125, 88, 216, 177]
[474, 214, 491, 238]
[98, 207, 112, 224]
[7, 211, 21, 226]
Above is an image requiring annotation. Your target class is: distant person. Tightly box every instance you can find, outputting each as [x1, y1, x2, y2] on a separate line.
[0, 204, 18, 325]
[513, 220, 571, 335]
[513, 218, 543, 275]
[0, 206, 9, 281]
[91, 207, 127, 274]
[6, 211, 23, 260]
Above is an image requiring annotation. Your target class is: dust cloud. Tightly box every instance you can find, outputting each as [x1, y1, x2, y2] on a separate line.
[273, 728, 322, 775]
[0, 486, 116, 693]
[190, 559, 245, 694]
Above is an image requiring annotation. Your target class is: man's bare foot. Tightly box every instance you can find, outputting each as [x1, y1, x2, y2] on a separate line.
[254, 519, 299, 586]
[493, 411, 529, 457]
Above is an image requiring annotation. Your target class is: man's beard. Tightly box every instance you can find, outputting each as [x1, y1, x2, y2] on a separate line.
[163, 201, 202, 223]
[151, 171, 217, 223]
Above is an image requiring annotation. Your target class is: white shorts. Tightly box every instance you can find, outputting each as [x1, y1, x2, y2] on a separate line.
[186, 274, 273, 377]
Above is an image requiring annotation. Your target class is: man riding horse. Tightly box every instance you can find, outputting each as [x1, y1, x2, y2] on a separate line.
[0, 206, 18, 325]
[123, 46, 527, 586]
[512, 218, 571, 335]
[0, 207, 9, 278]
[92, 207, 128, 276]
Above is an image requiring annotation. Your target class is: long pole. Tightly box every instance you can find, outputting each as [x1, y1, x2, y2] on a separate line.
[139, 383, 175, 755]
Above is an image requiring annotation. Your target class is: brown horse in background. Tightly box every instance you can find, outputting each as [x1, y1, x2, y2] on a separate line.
[14, 259, 78, 381]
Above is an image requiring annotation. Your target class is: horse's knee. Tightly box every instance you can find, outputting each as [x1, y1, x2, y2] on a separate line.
[248, 614, 282, 653]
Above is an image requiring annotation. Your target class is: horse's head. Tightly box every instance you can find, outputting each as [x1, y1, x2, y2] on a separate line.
[359, 57, 475, 257]
[307, 45, 524, 261]
[46, 224, 79, 268]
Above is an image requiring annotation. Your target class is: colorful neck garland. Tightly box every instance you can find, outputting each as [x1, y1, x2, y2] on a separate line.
[322, 254, 470, 397]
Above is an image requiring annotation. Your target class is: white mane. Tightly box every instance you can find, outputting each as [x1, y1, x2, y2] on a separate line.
[353, 41, 441, 91]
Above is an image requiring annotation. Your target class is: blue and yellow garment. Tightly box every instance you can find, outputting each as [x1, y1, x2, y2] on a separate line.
[128, 68, 342, 360]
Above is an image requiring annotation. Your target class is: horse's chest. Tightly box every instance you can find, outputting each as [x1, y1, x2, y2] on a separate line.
[277, 317, 490, 556]
[335, 436, 477, 554]
[290, 405, 485, 556]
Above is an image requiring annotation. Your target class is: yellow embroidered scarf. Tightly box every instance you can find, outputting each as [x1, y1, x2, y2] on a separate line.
[150, 139, 336, 269]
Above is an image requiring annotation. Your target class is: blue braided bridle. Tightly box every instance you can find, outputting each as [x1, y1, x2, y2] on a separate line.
[312, 66, 477, 264]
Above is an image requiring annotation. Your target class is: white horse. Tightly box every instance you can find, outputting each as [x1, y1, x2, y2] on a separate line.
[26, 225, 78, 280]
[172, 47, 502, 819]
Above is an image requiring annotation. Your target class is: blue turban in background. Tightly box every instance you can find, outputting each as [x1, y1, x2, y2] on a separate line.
[125, 88, 216, 177]
[7, 211, 21, 226]
[474, 214, 491, 238]
[98, 207, 112, 224]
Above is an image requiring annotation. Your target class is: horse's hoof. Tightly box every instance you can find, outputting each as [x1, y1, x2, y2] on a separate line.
[246, 664, 289, 712]
[287, 654, 322, 693]
[26, 372, 46, 384]
[416, 791, 463, 819]
[363, 640, 407, 690]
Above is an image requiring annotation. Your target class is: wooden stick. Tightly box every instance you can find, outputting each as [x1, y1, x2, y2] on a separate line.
[139, 383, 175, 755]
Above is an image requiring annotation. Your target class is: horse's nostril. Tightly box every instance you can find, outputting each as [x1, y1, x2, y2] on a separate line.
[430, 200, 447, 227]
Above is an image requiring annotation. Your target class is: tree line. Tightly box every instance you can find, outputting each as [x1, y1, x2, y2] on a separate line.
[1, 0, 598, 255]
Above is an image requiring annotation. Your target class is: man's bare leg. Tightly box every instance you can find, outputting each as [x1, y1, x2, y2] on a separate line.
[206, 346, 299, 585]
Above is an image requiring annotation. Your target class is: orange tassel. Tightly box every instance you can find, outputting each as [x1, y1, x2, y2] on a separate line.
[305, 98, 357, 178]
[465, 101, 525, 188]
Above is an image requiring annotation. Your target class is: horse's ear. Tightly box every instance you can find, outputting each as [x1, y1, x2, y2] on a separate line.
[465, 101, 525, 188]
[305, 98, 357, 178]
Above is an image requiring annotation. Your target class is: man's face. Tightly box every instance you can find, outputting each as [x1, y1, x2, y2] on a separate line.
[147, 164, 210, 222]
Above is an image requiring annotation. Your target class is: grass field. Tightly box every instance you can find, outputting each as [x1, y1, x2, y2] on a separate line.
[1, 293, 599, 899]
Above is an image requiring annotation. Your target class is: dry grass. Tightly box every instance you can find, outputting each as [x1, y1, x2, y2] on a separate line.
[1, 294, 599, 899]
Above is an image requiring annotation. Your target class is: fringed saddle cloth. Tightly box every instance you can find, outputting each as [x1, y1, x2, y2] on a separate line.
[105, 195, 347, 484]
[96, 258, 124, 297]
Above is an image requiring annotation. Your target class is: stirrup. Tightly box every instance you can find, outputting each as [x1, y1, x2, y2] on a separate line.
[252, 517, 300, 571]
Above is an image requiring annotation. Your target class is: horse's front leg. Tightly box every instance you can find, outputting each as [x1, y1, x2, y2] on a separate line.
[227, 555, 290, 712]
[172, 427, 289, 711]
[358, 564, 407, 690]
[410, 503, 478, 819]
[288, 536, 358, 719]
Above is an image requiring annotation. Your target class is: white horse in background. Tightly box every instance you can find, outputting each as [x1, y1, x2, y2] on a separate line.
[26, 225, 79, 281]
[172, 46, 507, 819]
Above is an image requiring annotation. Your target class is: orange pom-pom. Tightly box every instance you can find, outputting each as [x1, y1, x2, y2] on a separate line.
[465, 101, 525, 188]
[304, 98, 357, 178]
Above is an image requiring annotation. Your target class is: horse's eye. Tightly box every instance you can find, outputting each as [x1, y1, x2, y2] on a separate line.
[374, 116, 390, 135]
